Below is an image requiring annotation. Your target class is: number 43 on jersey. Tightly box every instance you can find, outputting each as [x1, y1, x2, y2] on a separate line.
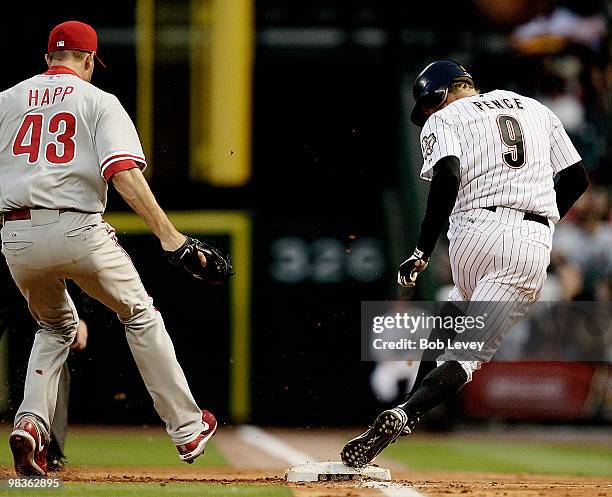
[13, 112, 77, 165]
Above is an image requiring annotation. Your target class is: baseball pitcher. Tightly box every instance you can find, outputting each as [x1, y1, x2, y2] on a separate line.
[0, 21, 232, 477]
[341, 60, 589, 467]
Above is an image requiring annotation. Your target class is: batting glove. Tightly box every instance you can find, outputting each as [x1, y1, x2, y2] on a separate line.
[397, 248, 430, 288]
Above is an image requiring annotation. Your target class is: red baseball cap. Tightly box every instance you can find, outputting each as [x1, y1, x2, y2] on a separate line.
[48, 21, 106, 68]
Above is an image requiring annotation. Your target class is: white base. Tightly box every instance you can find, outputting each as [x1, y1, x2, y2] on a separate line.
[285, 461, 391, 482]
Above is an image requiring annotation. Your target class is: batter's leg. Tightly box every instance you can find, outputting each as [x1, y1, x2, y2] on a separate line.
[341, 300, 468, 468]
[402, 299, 467, 398]
[399, 285, 544, 435]
[398, 234, 551, 435]
[69, 222, 202, 445]
[341, 361, 469, 468]
[396, 289, 479, 426]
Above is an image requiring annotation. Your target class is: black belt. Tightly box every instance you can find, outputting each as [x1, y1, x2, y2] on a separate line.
[483, 206, 549, 227]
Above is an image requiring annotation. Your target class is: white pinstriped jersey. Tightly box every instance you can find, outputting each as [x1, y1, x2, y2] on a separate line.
[0, 69, 146, 213]
[419, 90, 581, 223]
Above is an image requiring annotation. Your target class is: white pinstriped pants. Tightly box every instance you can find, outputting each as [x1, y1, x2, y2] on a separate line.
[1, 210, 203, 444]
[439, 207, 553, 379]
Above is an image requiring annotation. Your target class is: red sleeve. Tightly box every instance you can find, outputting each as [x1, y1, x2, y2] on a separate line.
[102, 159, 141, 182]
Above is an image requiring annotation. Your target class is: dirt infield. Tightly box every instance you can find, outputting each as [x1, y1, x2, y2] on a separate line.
[1, 466, 611, 496]
[1, 426, 610, 496]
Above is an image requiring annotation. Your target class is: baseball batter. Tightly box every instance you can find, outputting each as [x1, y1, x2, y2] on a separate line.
[342, 59, 589, 467]
[0, 21, 231, 477]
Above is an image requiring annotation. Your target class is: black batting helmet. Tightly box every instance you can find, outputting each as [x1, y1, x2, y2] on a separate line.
[410, 59, 473, 127]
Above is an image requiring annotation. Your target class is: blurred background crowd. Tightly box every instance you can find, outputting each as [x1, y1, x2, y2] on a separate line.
[0, 0, 610, 429]
[425, 0, 611, 305]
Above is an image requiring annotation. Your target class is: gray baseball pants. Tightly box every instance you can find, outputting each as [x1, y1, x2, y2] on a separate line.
[1, 209, 203, 445]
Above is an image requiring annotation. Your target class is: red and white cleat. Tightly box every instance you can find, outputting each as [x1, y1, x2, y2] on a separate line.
[176, 409, 217, 464]
[9, 416, 48, 477]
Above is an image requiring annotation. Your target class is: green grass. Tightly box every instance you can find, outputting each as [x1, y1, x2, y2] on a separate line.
[384, 438, 612, 477]
[0, 483, 291, 497]
[0, 426, 226, 468]
[2, 424, 610, 482]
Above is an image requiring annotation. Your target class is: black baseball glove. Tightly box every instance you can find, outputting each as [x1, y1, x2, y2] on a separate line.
[165, 237, 234, 284]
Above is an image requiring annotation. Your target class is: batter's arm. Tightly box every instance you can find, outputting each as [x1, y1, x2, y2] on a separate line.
[398, 156, 460, 287]
[554, 160, 589, 220]
[111, 167, 187, 251]
[416, 155, 461, 256]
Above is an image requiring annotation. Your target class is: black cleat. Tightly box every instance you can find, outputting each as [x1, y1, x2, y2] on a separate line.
[341, 408, 408, 468]
[400, 412, 421, 436]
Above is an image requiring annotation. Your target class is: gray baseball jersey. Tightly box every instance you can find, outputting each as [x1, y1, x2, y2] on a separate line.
[0, 66, 146, 214]
[1, 66, 204, 447]
[419, 89, 581, 223]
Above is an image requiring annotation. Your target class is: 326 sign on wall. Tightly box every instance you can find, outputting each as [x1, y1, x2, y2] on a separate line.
[269, 236, 385, 284]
